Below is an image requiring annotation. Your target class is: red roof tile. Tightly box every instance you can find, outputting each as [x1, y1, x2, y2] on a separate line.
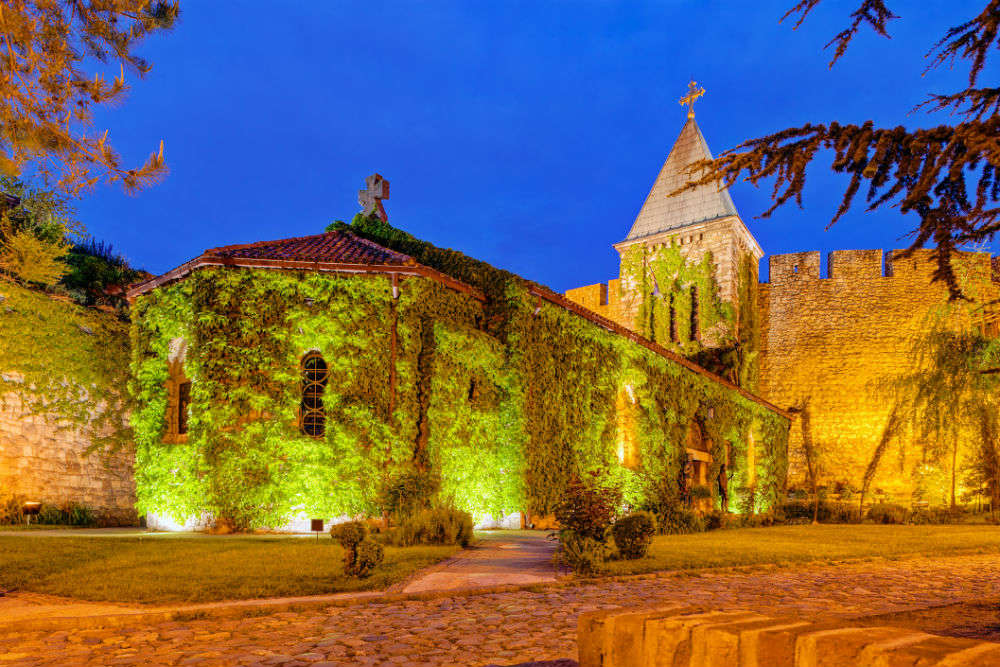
[206, 230, 414, 266]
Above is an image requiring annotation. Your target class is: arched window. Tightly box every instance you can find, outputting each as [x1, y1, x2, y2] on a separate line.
[299, 353, 329, 437]
[689, 285, 700, 342]
[164, 338, 191, 444]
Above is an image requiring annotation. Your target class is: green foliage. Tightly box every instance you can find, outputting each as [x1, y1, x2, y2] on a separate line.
[330, 520, 384, 577]
[129, 215, 789, 530]
[378, 471, 441, 523]
[620, 242, 730, 357]
[329, 520, 368, 550]
[392, 507, 474, 547]
[612, 511, 657, 559]
[0, 224, 67, 285]
[654, 504, 706, 535]
[555, 473, 621, 542]
[0, 280, 131, 456]
[868, 502, 908, 525]
[36, 502, 95, 526]
[61, 239, 145, 308]
[350, 538, 385, 578]
[559, 530, 610, 574]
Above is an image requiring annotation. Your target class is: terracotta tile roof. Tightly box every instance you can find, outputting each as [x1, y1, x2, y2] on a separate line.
[206, 230, 414, 266]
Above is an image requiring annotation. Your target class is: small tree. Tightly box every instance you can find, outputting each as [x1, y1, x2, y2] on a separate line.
[0, 218, 67, 285]
[876, 263, 1000, 508]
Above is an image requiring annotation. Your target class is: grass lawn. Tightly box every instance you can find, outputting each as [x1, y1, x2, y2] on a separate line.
[0, 535, 457, 604]
[602, 524, 1000, 576]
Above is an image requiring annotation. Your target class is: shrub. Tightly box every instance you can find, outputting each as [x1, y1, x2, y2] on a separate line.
[776, 499, 860, 524]
[330, 520, 384, 577]
[352, 539, 385, 578]
[36, 501, 95, 526]
[393, 507, 474, 547]
[330, 520, 367, 550]
[378, 470, 441, 524]
[868, 502, 908, 524]
[704, 509, 734, 531]
[656, 504, 705, 535]
[0, 494, 25, 525]
[612, 512, 657, 559]
[559, 529, 608, 574]
[909, 506, 965, 525]
[555, 473, 621, 542]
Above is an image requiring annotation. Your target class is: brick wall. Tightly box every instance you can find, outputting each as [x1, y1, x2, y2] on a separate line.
[758, 248, 998, 500]
[0, 389, 136, 525]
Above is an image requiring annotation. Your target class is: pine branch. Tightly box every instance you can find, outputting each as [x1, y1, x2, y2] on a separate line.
[926, 0, 1000, 86]
[782, 0, 898, 67]
[0, 1, 178, 194]
[676, 116, 1000, 297]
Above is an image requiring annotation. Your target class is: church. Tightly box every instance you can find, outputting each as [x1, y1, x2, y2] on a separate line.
[122, 106, 794, 530]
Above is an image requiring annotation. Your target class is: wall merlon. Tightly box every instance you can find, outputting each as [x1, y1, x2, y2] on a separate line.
[770, 252, 820, 282]
[828, 249, 883, 280]
[886, 248, 994, 280]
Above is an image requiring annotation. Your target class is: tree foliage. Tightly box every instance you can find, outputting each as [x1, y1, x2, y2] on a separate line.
[682, 1, 1000, 298]
[0, 1, 178, 194]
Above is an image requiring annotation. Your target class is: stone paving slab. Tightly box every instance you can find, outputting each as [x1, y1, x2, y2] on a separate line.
[1, 553, 999, 666]
[400, 533, 564, 594]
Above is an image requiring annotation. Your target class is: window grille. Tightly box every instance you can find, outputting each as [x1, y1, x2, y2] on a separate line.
[300, 353, 329, 437]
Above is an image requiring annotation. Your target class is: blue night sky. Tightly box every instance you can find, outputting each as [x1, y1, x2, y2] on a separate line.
[75, 1, 997, 291]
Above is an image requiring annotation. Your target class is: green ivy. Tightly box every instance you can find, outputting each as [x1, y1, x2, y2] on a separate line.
[0, 281, 131, 454]
[129, 216, 789, 529]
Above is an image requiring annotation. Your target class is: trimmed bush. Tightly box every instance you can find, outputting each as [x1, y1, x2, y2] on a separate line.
[612, 512, 657, 559]
[393, 507, 474, 547]
[352, 539, 385, 578]
[868, 502, 908, 524]
[330, 520, 384, 577]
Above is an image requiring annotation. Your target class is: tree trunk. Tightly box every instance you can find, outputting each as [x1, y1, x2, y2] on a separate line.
[951, 435, 958, 509]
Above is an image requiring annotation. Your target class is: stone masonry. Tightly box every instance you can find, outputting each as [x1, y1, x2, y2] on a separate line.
[0, 390, 136, 525]
[760, 248, 999, 499]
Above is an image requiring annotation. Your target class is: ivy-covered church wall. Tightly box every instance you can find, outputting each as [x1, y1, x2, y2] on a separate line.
[130, 217, 789, 530]
[1, 281, 135, 524]
[130, 267, 522, 530]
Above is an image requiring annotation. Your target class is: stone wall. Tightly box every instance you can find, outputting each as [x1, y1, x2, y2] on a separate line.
[0, 389, 137, 526]
[758, 248, 998, 502]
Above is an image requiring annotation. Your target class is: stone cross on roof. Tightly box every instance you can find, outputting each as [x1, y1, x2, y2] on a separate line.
[358, 173, 390, 221]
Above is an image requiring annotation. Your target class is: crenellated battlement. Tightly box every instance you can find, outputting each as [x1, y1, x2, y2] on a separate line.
[767, 248, 997, 284]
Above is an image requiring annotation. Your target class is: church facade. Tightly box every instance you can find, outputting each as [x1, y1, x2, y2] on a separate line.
[124, 187, 791, 531]
[566, 109, 1000, 506]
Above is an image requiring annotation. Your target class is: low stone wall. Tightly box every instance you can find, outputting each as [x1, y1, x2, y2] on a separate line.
[578, 606, 1000, 667]
[0, 391, 137, 526]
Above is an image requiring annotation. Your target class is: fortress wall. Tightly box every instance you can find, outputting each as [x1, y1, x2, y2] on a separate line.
[0, 390, 136, 525]
[565, 279, 626, 327]
[759, 248, 997, 502]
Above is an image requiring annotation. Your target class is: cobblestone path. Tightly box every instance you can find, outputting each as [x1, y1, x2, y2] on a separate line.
[2, 553, 999, 667]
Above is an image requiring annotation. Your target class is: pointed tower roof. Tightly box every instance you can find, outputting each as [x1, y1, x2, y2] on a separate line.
[623, 117, 738, 242]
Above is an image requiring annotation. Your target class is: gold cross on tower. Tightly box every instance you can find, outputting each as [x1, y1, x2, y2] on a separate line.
[679, 80, 706, 119]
